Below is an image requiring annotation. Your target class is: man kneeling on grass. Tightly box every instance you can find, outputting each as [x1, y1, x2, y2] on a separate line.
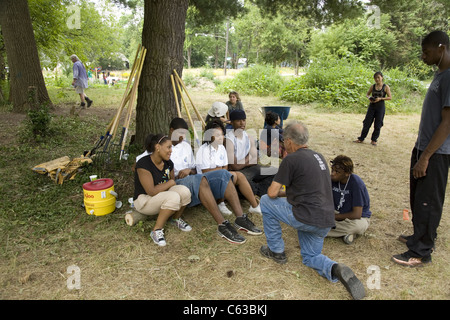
[259, 121, 366, 300]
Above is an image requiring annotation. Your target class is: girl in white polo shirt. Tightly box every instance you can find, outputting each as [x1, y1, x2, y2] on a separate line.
[196, 120, 261, 215]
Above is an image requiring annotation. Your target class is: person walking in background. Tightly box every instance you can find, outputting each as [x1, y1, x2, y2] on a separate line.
[327, 155, 371, 244]
[392, 30, 450, 267]
[259, 121, 366, 300]
[70, 54, 93, 109]
[354, 71, 391, 146]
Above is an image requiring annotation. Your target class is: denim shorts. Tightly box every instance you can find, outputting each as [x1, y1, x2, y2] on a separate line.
[176, 169, 232, 207]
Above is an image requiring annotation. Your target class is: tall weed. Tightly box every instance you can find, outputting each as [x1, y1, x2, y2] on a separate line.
[280, 58, 426, 114]
[215, 64, 286, 96]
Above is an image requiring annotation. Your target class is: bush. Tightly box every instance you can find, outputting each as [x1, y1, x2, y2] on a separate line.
[280, 58, 427, 113]
[215, 64, 286, 96]
[280, 58, 372, 112]
[26, 104, 53, 140]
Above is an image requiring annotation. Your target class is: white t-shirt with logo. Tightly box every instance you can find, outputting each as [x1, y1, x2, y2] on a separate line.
[196, 143, 228, 174]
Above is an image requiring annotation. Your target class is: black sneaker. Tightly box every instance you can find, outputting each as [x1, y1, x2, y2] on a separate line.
[218, 220, 246, 244]
[234, 214, 262, 235]
[332, 263, 366, 300]
[391, 252, 432, 267]
[260, 245, 287, 264]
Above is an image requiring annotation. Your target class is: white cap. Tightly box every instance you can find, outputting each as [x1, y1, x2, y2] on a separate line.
[208, 102, 228, 117]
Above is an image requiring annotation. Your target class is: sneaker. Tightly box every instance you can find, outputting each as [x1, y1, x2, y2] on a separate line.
[260, 245, 287, 264]
[218, 220, 246, 244]
[343, 234, 354, 244]
[248, 204, 262, 215]
[218, 202, 232, 215]
[150, 229, 166, 247]
[171, 218, 192, 232]
[332, 263, 366, 300]
[391, 252, 431, 267]
[234, 214, 263, 235]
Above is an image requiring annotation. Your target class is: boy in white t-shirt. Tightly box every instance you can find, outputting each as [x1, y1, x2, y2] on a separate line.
[169, 118, 262, 244]
[196, 120, 261, 215]
[225, 110, 276, 197]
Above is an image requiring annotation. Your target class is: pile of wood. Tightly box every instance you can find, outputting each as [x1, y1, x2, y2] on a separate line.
[32, 155, 92, 184]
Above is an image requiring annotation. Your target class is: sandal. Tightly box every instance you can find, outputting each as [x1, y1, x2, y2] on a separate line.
[371, 141, 377, 146]
[353, 139, 363, 143]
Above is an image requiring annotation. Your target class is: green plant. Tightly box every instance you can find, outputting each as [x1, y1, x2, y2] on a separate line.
[26, 104, 53, 139]
[280, 57, 427, 114]
[215, 64, 286, 96]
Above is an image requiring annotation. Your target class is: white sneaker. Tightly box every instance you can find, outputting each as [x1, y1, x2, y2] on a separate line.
[249, 204, 262, 215]
[218, 202, 232, 215]
[171, 218, 192, 232]
[150, 229, 167, 246]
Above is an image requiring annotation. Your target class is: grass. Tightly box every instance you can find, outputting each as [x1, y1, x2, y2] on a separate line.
[0, 75, 449, 301]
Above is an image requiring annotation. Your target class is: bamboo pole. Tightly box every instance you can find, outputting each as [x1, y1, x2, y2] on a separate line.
[175, 77, 200, 147]
[173, 69, 206, 129]
[119, 48, 147, 159]
[170, 74, 182, 118]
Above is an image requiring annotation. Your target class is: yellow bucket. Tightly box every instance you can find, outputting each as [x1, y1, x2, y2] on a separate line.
[83, 178, 116, 216]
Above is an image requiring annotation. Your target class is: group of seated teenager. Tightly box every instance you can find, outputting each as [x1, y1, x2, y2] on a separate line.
[133, 116, 268, 247]
[132, 96, 371, 250]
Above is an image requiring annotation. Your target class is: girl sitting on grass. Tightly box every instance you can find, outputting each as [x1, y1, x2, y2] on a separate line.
[133, 133, 192, 246]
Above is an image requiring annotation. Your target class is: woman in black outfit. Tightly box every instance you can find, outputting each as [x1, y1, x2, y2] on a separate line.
[354, 72, 392, 146]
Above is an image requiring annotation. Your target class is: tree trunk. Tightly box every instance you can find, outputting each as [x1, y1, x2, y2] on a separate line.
[0, 0, 52, 112]
[135, 0, 189, 146]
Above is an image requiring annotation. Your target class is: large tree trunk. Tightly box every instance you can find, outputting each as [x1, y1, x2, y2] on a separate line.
[0, 0, 52, 112]
[135, 0, 189, 146]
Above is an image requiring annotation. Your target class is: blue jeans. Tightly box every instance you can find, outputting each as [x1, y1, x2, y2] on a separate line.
[260, 195, 337, 282]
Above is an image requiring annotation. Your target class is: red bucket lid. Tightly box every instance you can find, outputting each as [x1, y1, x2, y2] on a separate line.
[83, 178, 114, 191]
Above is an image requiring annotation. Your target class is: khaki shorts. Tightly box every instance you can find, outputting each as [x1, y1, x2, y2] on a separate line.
[75, 86, 84, 94]
[134, 185, 191, 215]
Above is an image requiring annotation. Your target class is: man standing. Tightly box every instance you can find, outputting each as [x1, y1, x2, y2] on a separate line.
[392, 31, 450, 267]
[259, 121, 365, 300]
[70, 54, 93, 109]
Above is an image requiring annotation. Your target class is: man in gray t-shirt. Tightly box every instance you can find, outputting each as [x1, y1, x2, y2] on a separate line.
[259, 121, 365, 300]
[392, 31, 450, 268]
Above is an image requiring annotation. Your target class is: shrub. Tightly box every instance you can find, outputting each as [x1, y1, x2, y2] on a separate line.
[280, 58, 427, 113]
[215, 64, 286, 96]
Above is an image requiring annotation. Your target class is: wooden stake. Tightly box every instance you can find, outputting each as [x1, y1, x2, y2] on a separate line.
[170, 74, 182, 118]
[173, 69, 206, 129]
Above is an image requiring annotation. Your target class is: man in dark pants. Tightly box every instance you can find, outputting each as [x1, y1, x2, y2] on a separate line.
[392, 30, 450, 267]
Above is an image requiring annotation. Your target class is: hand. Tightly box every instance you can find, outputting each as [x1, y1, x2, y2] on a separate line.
[177, 168, 191, 179]
[412, 157, 428, 179]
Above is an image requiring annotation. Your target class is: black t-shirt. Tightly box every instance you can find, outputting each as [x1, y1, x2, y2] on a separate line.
[274, 148, 335, 228]
[133, 155, 174, 200]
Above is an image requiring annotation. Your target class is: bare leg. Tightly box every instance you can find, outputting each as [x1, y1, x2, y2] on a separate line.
[223, 177, 244, 217]
[79, 93, 86, 104]
[173, 205, 186, 219]
[153, 208, 175, 230]
[198, 177, 225, 224]
[231, 171, 258, 208]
